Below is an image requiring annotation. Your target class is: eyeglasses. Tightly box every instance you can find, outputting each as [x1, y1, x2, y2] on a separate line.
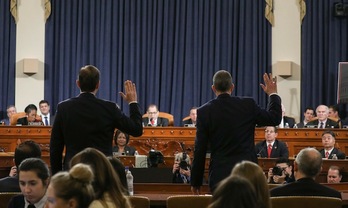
[148, 112, 158, 115]
[265, 130, 275, 133]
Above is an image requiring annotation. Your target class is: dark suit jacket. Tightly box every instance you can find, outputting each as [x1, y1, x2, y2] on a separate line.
[283, 116, 296, 128]
[50, 92, 143, 174]
[112, 145, 136, 156]
[17, 117, 43, 126]
[182, 119, 196, 127]
[254, 139, 289, 158]
[0, 118, 10, 125]
[270, 178, 341, 198]
[296, 121, 305, 128]
[41, 114, 55, 126]
[306, 118, 339, 128]
[191, 93, 282, 192]
[7, 194, 25, 208]
[0, 176, 20, 192]
[142, 117, 169, 127]
[319, 148, 346, 159]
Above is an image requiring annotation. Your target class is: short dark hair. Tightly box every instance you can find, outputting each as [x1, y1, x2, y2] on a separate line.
[78, 65, 100, 92]
[329, 165, 341, 176]
[322, 130, 335, 139]
[114, 130, 130, 145]
[39, 100, 49, 106]
[14, 140, 42, 167]
[19, 158, 50, 186]
[213, 70, 233, 92]
[24, 104, 37, 114]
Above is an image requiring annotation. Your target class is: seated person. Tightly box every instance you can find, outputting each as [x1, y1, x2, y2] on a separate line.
[306, 105, 339, 128]
[8, 158, 50, 208]
[0, 140, 42, 192]
[255, 126, 289, 158]
[296, 107, 315, 128]
[182, 107, 197, 127]
[319, 130, 345, 159]
[267, 157, 295, 184]
[279, 104, 296, 128]
[112, 129, 136, 156]
[172, 152, 191, 183]
[16, 104, 43, 126]
[327, 165, 342, 183]
[1, 105, 17, 125]
[46, 163, 94, 208]
[142, 104, 169, 127]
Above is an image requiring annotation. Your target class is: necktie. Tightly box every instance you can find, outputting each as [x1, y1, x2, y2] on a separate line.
[150, 119, 154, 126]
[319, 122, 324, 129]
[44, 116, 48, 126]
[267, 144, 272, 158]
[28, 205, 36, 208]
[325, 151, 329, 159]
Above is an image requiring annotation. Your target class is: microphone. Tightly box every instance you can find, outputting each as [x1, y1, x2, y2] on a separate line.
[257, 148, 264, 158]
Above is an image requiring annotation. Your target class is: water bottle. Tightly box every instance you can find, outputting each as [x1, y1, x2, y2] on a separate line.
[293, 123, 298, 128]
[134, 151, 139, 156]
[125, 167, 134, 195]
[285, 123, 290, 128]
[332, 154, 338, 160]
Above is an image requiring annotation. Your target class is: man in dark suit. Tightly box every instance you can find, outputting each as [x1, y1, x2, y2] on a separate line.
[182, 107, 197, 127]
[39, 100, 55, 126]
[0, 105, 16, 125]
[142, 104, 169, 127]
[50, 65, 143, 175]
[319, 130, 346, 159]
[306, 105, 339, 128]
[191, 70, 282, 194]
[255, 126, 289, 158]
[270, 147, 341, 198]
[296, 107, 315, 128]
[0, 140, 41, 192]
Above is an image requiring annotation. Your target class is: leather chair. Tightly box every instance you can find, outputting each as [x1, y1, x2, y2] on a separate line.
[182, 116, 190, 122]
[143, 112, 174, 126]
[0, 192, 21, 208]
[167, 195, 212, 208]
[270, 196, 342, 208]
[127, 196, 150, 208]
[9, 112, 42, 125]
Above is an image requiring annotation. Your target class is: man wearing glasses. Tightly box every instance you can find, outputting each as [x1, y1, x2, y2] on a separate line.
[143, 104, 169, 127]
[255, 126, 289, 158]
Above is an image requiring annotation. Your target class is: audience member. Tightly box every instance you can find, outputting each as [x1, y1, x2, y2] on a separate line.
[107, 156, 128, 194]
[112, 129, 136, 156]
[46, 163, 95, 208]
[8, 158, 50, 208]
[39, 100, 55, 126]
[267, 157, 295, 184]
[172, 152, 191, 183]
[327, 165, 342, 183]
[70, 147, 132, 208]
[319, 130, 346, 159]
[50, 65, 143, 174]
[0, 140, 42, 192]
[17, 104, 43, 126]
[208, 176, 258, 208]
[182, 107, 197, 127]
[231, 161, 271, 208]
[306, 105, 339, 128]
[191, 71, 281, 194]
[270, 147, 341, 198]
[278, 104, 296, 128]
[142, 104, 169, 127]
[1, 105, 17, 125]
[255, 126, 289, 158]
[296, 107, 315, 128]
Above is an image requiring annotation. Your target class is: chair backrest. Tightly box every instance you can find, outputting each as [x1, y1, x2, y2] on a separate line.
[9, 112, 26, 125]
[167, 195, 212, 208]
[271, 196, 342, 208]
[0, 192, 21, 208]
[182, 116, 190, 122]
[143, 112, 174, 126]
[127, 196, 150, 208]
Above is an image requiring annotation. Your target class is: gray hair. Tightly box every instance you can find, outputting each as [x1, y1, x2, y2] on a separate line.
[295, 148, 322, 178]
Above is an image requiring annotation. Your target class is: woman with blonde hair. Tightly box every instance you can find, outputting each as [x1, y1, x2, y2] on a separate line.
[45, 163, 94, 208]
[70, 148, 131, 208]
[231, 161, 271, 208]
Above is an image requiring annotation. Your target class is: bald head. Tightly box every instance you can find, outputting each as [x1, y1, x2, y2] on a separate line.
[295, 148, 322, 178]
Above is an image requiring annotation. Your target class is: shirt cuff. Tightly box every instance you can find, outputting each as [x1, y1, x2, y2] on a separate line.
[269, 93, 278, 96]
[129, 101, 138, 105]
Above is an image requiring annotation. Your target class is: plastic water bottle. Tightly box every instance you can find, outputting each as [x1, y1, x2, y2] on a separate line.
[332, 154, 338, 160]
[284, 123, 290, 128]
[293, 123, 298, 128]
[125, 167, 134, 195]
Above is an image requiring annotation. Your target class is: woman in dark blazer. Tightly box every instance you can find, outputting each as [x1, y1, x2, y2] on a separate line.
[112, 130, 136, 156]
